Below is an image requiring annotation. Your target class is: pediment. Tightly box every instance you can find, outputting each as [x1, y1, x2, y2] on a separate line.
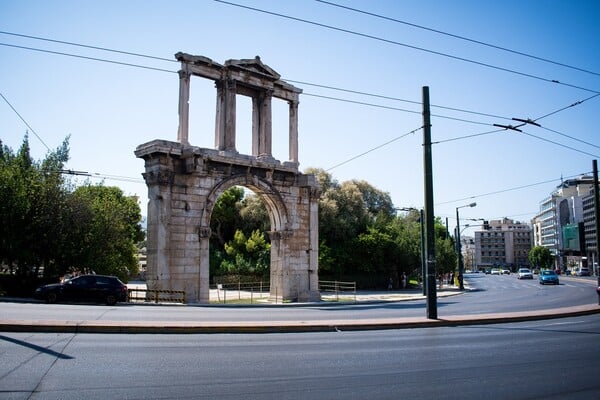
[225, 56, 281, 80]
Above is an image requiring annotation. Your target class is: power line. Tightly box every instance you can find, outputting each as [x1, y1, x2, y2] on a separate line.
[316, 0, 600, 78]
[533, 93, 600, 122]
[2, 33, 597, 156]
[0, 30, 177, 64]
[0, 29, 512, 122]
[0, 42, 177, 74]
[520, 130, 600, 159]
[60, 169, 144, 183]
[291, 79, 511, 120]
[435, 174, 585, 206]
[214, 0, 600, 95]
[3, 32, 594, 132]
[326, 126, 423, 171]
[540, 126, 600, 150]
[0, 91, 50, 151]
[432, 128, 505, 145]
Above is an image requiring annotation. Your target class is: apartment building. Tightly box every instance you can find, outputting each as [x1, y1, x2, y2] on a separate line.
[475, 218, 532, 271]
[531, 176, 594, 269]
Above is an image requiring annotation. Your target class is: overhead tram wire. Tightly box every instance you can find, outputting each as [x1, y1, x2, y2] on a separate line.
[434, 92, 600, 149]
[4, 30, 585, 128]
[0, 43, 177, 75]
[2, 33, 596, 144]
[0, 30, 177, 64]
[0, 92, 50, 151]
[435, 173, 590, 206]
[214, 0, 600, 95]
[0, 30, 514, 123]
[326, 126, 423, 171]
[316, 0, 600, 78]
[0, 41, 502, 128]
[60, 169, 144, 184]
[289, 79, 511, 120]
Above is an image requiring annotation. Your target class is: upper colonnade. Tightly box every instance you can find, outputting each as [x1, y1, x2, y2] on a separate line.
[175, 52, 302, 166]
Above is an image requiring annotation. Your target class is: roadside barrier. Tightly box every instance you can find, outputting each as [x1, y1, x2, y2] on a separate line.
[128, 288, 186, 304]
[319, 280, 356, 302]
[212, 281, 270, 304]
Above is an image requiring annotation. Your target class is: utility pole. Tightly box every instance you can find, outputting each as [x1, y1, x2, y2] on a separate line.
[593, 160, 600, 285]
[422, 86, 437, 319]
[421, 209, 426, 296]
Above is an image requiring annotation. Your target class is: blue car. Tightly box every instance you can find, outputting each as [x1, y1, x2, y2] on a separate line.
[539, 270, 559, 285]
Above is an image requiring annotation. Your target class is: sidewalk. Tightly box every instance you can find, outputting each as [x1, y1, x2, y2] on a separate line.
[1, 285, 599, 334]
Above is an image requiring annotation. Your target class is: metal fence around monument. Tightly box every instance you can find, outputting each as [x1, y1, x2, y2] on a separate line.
[318, 280, 357, 302]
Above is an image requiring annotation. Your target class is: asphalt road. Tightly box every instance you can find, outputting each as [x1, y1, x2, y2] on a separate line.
[1, 274, 597, 325]
[1, 315, 598, 399]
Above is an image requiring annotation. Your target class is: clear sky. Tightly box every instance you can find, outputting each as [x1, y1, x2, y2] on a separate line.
[1, 0, 599, 235]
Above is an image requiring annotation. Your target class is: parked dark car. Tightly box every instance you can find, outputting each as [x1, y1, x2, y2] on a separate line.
[539, 270, 559, 285]
[34, 274, 128, 305]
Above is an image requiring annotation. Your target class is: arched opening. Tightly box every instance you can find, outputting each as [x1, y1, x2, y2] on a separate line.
[208, 185, 271, 299]
[200, 175, 290, 302]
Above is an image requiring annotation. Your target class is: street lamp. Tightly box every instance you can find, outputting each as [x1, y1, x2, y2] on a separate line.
[456, 202, 477, 290]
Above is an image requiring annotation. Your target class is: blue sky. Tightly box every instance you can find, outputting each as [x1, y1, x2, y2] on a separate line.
[1, 0, 599, 235]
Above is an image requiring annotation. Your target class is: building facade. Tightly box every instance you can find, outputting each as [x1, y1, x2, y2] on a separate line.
[475, 218, 532, 271]
[531, 176, 594, 270]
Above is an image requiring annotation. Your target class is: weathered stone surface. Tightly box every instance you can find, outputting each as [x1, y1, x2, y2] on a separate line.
[136, 53, 319, 304]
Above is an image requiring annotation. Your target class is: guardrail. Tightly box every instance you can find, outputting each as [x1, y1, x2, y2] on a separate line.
[128, 288, 186, 304]
[212, 281, 270, 304]
[318, 280, 356, 302]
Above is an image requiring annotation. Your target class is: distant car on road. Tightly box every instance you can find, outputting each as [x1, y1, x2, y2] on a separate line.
[501, 268, 511, 275]
[34, 274, 128, 305]
[517, 268, 533, 279]
[539, 270, 559, 285]
[576, 268, 590, 276]
[491, 268, 501, 275]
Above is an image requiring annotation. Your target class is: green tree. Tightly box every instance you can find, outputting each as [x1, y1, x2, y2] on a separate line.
[210, 186, 245, 247]
[69, 184, 144, 281]
[529, 245, 553, 269]
[221, 229, 270, 277]
[0, 135, 71, 277]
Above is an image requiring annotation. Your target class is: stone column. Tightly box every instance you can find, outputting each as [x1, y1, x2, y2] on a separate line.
[288, 100, 299, 164]
[268, 230, 284, 302]
[197, 226, 211, 303]
[224, 79, 237, 152]
[215, 81, 225, 150]
[251, 96, 260, 157]
[258, 90, 273, 158]
[308, 186, 320, 300]
[177, 69, 191, 145]
[143, 168, 174, 294]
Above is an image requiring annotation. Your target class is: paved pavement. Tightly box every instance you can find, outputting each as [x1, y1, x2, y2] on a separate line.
[1, 284, 599, 334]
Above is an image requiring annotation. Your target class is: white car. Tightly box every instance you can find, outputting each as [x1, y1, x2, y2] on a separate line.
[491, 268, 501, 275]
[517, 268, 533, 279]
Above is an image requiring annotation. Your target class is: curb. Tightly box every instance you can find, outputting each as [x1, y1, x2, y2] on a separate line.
[1, 304, 598, 334]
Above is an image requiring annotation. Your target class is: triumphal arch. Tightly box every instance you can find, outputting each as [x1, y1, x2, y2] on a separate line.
[135, 53, 320, 303]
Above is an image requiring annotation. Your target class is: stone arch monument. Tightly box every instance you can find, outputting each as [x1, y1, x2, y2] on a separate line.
[135, 53, 320, 303]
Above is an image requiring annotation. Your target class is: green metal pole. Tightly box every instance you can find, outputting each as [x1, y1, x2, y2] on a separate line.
[421, 209, 427, 296]
[456, 207, 464, 290]
[422, 86, 437, 319]
[593, 160, 600, 285]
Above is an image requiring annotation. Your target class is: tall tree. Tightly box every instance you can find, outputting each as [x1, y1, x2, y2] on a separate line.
[528, 246, 553, 269]
[69, 185, 144, 281]
[0, 135, 70, 277]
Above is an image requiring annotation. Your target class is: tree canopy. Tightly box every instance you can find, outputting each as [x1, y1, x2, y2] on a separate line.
[528, 246, 554, 269]
[0, 136, 144, 283]
[208, 168, 457, 288]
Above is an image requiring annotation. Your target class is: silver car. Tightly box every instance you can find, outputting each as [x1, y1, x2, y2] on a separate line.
[517, 268, 533, 279]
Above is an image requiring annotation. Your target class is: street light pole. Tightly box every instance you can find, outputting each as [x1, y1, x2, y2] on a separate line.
[456, 202, 476, 290]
